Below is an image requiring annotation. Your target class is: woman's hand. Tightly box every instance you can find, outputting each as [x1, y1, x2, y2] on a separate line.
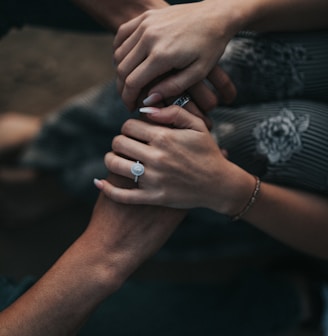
[96, 105, 253, 215]
[113, 1, 240, 111]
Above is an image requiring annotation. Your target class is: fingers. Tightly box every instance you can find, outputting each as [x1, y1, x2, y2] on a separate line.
[104, 150, 156, 188]
[115, 34, 148, 95]
[113, 15, 144, 50]
[167, 97, 212, 129]
[207, 65, 237, 105]
[143, 63, 207, 107]
[95, 178, 157, 205]
[111, 131, 153, 160]
[118, 119, 160, 143]
[104, 152, 141, 181]
[103, 105, 207, 184]
[143, 105, 206, 132]
[118, 104, 206, 145]
[185, 102, 212, 130]
[139, 65, 230, 114]
[188, 81, 218, 112]
[118, 55, 174, 110]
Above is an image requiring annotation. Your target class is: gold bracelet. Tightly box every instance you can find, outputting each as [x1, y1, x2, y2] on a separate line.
[232, 176, 261, 221]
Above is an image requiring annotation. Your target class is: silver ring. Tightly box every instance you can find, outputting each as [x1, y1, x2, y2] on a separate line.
[172, 94, 191, 108]
[131, 161, 144, 183]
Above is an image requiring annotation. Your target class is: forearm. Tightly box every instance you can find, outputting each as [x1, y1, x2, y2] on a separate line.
[244, 182, 328, 259]
[71, 0, 168, 31]
[218, 169, 328, 259]
[0, 179, 186, 335]
[0, 232, 120, 336]
[244, 0, 328, 32]
[205, 0, 328, 38]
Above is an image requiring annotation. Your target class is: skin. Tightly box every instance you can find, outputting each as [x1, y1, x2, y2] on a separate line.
[97, 106, 328, 259]
[0, 1, 207, 333]
[73, 0, 236, 113]
[0, 174, 186, 336]
[113, 0, 328, 110]
[0, 0, 238, 333]
[3, 0, 326, 333]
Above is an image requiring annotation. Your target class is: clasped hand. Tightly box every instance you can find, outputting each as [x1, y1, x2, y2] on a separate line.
[113, 2, 237, 111]
[98, 105, 236, 213]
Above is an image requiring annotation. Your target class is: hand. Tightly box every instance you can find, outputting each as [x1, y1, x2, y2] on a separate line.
[88, 173, 186, 282]
[113, 1, 239, 110]
[96, 105, 250, 214]
[0, 173, 185, 336]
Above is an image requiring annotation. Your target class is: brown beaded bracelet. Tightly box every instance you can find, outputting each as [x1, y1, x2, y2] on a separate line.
[232, 176, 261, 221]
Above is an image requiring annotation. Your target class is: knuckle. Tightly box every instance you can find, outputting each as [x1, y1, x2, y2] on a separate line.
[195, 65, 208, 79]
[113, 49, 121, 65]
[149, 47, 167, 62]
[124, 75, 138, 92]
[111, 189, 127, 204]
[152, 129, 172, 147]
[218, 73, 231, 88]
[117, 22, 127, 36]
[203, 94, 218, 111]
[116, 63, 127, 80]
[108, 156, 121, 172]
[140, 10, 156, 27]
[154, 188, 168, 205]
[104, 152, 112, 168]
[121, 119, 135, 134]
[152, 151, 166, 167]
[144, 9, 156, 17]
[111, 135, 125, 152]
[167, 80, 185, 97]
[168, 104, 182, 118]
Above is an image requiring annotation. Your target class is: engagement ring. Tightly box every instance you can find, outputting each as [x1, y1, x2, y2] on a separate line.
[131, 161, 144, 183]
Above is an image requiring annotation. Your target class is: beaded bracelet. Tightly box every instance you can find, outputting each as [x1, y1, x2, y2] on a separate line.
[232, 176, 261, 221]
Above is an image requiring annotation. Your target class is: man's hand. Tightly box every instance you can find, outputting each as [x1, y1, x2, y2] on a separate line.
[87, 173, 186, 283]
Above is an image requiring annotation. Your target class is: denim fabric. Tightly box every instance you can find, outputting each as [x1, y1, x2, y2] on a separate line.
[0, 276, 35, 311]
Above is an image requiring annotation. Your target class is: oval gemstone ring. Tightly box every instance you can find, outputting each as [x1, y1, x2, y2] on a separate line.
[131, 161, 145, 183]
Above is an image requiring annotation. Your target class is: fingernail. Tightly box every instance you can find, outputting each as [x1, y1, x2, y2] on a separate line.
[93, 178, 104, 190]
[143, 92, 162, 106]
[139, 107, 161, 114]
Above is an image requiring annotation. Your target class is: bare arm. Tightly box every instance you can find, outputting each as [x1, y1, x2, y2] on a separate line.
[0, 174, 185, 335]
[239, 0, 328, 32]
[242, 182, 328, 259]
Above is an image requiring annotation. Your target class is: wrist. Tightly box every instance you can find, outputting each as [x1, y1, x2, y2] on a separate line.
[204, 0, 265, 35]
[231, 176, 261, 221]
[210, 165, 256, 218]
[74, 232, 127, 296]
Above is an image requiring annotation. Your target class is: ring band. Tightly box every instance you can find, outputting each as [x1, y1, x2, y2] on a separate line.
[172, 94, 191, 108]
[131, 161, 145, 183]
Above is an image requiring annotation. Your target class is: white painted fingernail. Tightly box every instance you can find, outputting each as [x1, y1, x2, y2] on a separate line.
[139, 107, 161, 114]
[143, 92, 162, 106]
[93, 178, 104, 190]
